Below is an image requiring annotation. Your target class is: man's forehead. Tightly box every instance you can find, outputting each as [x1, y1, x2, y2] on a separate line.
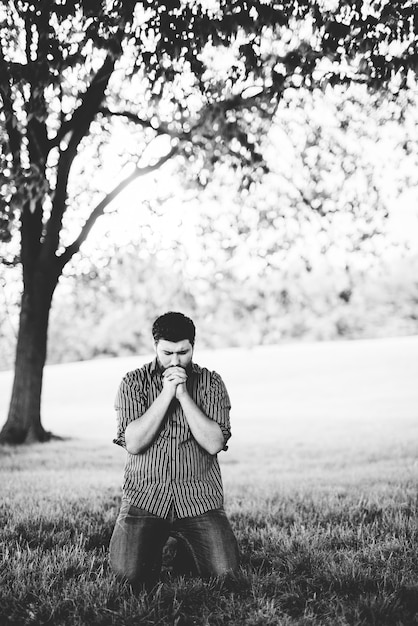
[157, 339, 192, 351]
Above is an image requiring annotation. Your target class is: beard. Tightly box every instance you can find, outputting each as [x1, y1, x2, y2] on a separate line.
[158, 360, 193, 374]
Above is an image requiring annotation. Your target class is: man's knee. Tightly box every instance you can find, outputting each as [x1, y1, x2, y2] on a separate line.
[209, 541, 240, 576]
[200, 552, 239, 578]
[109, 544, 158, 590]
[109, 523, 164, 589]
[109, 530, 138, 584]
[198, 531, 240, 578]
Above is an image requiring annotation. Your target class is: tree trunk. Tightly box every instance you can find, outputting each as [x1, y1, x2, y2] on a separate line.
[0, 269, 58, 444]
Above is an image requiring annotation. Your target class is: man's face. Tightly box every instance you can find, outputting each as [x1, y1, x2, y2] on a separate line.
[155, 339, 193, 371]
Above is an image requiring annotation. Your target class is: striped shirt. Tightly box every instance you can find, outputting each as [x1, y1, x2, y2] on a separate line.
[113, 358, 232, 519]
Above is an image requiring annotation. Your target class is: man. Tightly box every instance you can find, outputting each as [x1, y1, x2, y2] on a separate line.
[109, 311, 239, 589]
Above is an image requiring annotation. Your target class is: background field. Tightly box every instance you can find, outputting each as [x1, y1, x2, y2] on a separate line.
[1, 336, 418, 625]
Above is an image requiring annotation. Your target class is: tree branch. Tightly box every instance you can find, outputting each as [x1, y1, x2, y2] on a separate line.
[40, 50, 122, 266]
[98, 85, 277, 139]
[49, 57, 122, 150]
[57, 145, 179, 269]
[98, 106, 191, 140]
[0, 60, 22, 168]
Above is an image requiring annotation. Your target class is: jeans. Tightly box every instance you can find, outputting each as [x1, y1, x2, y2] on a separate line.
[109, 500, 239, 588]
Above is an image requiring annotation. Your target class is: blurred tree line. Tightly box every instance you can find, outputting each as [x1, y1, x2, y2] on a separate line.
[45, 247, 418, 366]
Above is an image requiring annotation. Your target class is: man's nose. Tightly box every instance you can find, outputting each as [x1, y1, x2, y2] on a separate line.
[171, 355, 180, 366]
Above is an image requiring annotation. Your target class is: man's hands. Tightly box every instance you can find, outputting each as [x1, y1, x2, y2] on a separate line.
[162, 366, 188, 400]
[160, 364, 224, 455]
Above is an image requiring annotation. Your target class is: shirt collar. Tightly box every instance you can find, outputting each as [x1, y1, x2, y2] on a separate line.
[150, 358, 201, 376]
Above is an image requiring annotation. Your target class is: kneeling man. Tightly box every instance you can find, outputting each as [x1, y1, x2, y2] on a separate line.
[109, 311, 239, 588]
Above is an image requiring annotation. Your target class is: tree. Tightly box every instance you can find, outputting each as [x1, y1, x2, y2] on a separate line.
[0, 0, 416, 443]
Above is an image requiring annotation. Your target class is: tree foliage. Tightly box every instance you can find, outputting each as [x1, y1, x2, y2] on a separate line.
[1, 0, 417, 254]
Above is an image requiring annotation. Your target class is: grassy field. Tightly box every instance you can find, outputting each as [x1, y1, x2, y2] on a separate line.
[1, 337, 418, 625]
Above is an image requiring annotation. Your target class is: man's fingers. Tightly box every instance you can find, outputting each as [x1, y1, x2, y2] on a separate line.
[164, 368, 187, 381]
[168, 375, 187, 383]
[164, 371, 187, 383]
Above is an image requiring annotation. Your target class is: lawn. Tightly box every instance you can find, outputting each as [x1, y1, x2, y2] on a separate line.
[0, 337, 418, 625]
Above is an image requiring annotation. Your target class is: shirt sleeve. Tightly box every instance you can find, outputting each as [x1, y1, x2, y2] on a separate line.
[200, 370, 232, 451]
[113, 371, 147, 448]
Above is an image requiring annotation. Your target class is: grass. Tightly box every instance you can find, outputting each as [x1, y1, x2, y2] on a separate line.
[1, 432, 417, 626]
[1, 338, 418, 625]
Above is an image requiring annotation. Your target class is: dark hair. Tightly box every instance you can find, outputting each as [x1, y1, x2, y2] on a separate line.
[152, 312, 196, 345]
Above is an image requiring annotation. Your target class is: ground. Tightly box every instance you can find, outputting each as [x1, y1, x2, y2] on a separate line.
[0, 336, 417, 625]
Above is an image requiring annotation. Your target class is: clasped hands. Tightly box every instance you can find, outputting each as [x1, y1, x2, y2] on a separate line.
[162, 366, 188, 399]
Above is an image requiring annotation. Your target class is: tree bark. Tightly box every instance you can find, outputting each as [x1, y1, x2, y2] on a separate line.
[0, 268, 58, 444]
